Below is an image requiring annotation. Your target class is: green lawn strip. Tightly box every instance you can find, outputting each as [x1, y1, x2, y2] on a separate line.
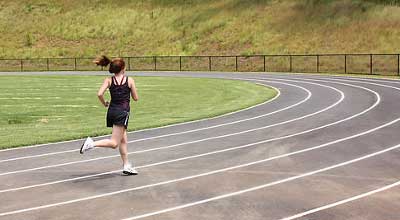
[0, 75, 276, 149]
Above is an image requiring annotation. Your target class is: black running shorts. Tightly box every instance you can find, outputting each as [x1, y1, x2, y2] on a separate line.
[106, 107, 130, 129]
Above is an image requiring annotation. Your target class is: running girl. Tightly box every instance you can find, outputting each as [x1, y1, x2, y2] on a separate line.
[80, 56, 139, 175]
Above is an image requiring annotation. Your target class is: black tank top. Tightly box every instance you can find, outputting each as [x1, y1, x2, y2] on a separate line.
[109, 76, 131, 111]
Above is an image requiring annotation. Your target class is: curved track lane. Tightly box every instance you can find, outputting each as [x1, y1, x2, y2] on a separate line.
[0, 72, 399, 220]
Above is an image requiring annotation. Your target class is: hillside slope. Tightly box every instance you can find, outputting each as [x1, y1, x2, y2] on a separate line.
[0, 0, 399, 58]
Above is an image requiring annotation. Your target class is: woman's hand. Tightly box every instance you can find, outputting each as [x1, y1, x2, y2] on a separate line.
[104, 101, 110, 107]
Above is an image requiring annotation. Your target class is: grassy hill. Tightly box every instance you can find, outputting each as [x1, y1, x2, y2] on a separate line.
[0, 0, 399, 59]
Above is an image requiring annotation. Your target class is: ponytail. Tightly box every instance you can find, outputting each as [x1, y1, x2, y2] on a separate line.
[93, 55, 111, 67]
[94, 55, 125, 74]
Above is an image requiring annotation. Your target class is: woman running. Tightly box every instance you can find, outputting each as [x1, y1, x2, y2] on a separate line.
[80, 55, 139, 175]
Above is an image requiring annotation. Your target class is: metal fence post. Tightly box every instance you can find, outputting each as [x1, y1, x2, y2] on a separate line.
[128, 57, 131, 71]
[235, 56, 238, 72]
[20, 59, 23, 72]
[289, 55, 292, 72]
[179, 56, 182, 71]
[74, 58, 77, 71]
[344, 54, 347, 74]
[316, 55, 320, 73]
[208, 56, 212, 71]
[370, 54, 373, 74]
[398, 54, 400, 76]
[46, 58, 49, 71]
[154, 56, 157, 71]
[263, 55, 266, 72]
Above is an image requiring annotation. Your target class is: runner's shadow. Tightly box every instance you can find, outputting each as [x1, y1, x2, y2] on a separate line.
[70, 172, 121, 183]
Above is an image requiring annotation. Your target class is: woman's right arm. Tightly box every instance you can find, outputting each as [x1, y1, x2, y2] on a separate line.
[97, 78, 111, 107]
[129, 78, 139, 101]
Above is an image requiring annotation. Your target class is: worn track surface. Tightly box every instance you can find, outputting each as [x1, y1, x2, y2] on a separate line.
[0, 72, 399, 220]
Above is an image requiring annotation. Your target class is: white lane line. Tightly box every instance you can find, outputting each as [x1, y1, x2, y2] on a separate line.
[0, 78, 277, 153]
[313, 77, 400, 91]
[0, 150, 78, 163]
[0, 81, 290, 163]
[328, 76, 400, 84]
[120, 143, 400, 220]
[274, 73, 400, 88]
[281, 181, 400, 220]
[281, 76, 400, 100]
[280, 180, 400, 220]
[267, 72, 400, 84]
[1, 129, 397, 218]
[0, 80, 379, 193]
[1, 80, 340, 176]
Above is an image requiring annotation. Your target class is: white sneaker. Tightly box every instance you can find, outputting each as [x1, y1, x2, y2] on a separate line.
[80, 137, 94, 154]
[123, 163, 138, 175]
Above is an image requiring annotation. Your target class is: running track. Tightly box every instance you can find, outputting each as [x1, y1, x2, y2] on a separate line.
[0, 71, 399, 220]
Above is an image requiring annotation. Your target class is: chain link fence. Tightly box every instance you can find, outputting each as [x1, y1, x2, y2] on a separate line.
[0, 54, 399, 75]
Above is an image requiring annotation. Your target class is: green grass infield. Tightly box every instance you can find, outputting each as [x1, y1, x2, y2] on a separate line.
[0, 75, 277, 149]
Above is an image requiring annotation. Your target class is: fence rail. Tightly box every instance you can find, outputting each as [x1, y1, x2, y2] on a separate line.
[0, 54, 399, 75]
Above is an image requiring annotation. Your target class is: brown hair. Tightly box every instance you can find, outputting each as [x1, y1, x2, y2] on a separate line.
[94, 55, 125, 74]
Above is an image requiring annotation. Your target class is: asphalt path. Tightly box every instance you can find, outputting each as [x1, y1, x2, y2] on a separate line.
[0, 71, 399, 220]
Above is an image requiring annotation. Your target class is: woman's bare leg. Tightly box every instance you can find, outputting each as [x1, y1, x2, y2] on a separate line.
[93, 125, 125, 149]
[119, 130, 129, 166]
